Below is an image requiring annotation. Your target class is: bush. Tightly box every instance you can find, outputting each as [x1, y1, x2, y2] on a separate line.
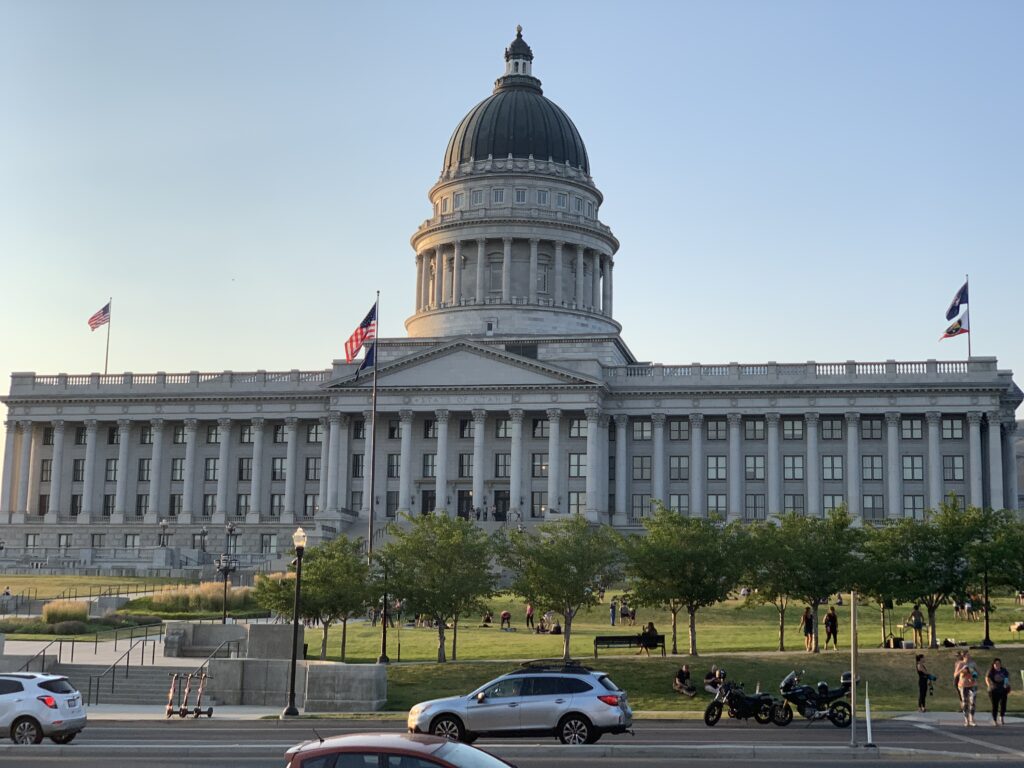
[42, 600, 89, 624]
[53, 621, 89, 635]
[143, 582, 256, 614]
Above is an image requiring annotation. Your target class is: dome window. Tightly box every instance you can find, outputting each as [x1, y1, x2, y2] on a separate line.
[441, 197, 450, 213]
[574, 196, 583, 212]
[471, 190, 483, 206]
[538, 190, 549, 206]
[556, 192, 567, 208]
[514, 189, 527, 204]
[492, 189, 505, 204]
[454, 192, 465, 209]
[587, 201, 594, 218]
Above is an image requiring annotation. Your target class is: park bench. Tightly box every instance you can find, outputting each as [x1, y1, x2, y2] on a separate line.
[593, 633, 666, 658]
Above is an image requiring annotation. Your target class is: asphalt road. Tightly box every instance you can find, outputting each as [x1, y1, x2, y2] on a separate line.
[2, 718, 1023, 767]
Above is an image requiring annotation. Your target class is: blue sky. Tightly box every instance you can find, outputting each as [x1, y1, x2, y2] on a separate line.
[1, 1, 1021, 464]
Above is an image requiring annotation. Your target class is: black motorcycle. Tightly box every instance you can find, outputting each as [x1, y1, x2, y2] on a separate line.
[773, 670, 852, 728]
[703, 677, 779, 727]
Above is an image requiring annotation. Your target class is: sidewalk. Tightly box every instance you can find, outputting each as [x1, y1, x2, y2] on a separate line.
[3, 638, 186, 667]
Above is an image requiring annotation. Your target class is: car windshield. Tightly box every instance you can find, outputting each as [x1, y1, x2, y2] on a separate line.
[39, 678, 77, 694]
[596, 675, 621, 692]
[435, 742, 512, 768]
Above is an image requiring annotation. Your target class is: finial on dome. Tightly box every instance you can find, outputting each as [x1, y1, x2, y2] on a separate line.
[516, 24, 523, 36]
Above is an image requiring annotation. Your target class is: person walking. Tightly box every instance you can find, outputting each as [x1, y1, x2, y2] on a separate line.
[915, 654, 934, 712]
[799, 607, 814, 652]
[985, 658, 1011, 726]
[609, 599, 617, 626]
[525, 602, 534, 629]
[956, 653, 979, 726]
[907, 604, 925, 649]
[823, 606, 839, 650]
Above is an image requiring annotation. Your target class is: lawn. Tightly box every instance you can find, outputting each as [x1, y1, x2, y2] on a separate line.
[0, 574, 183, 600]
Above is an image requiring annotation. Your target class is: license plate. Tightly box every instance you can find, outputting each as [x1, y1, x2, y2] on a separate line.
[66, 697, 80, 709]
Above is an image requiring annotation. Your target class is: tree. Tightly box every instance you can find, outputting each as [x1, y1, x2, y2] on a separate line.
[742, 520, 796, 651]
[379, 513, 497, 663]
[623, 507, 740, 656]
[498, 516, 622, 660]
[301, 535, 373, 660]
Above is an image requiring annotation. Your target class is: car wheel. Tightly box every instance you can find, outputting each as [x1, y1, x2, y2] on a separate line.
[828, 701, 852, 728]
[772, 703, 793, 726]
[557, 714, 593, 745]
[11, 717, 44, 745]
[703, 702, 723, 727]
[50, 733, 77, 744]
[430, 714, 466, 742]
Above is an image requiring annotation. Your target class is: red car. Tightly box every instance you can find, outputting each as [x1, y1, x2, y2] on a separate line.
[285, 732, 517, 768]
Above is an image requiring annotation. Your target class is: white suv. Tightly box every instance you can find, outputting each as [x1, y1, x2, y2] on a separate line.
[0, 673, 87, 744]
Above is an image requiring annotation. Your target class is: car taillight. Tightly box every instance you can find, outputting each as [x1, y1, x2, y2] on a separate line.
[37, 695, 58, 709]
[597, 694, 620, 706]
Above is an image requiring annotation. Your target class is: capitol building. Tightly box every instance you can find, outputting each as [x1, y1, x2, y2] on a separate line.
[1, 29, 1021, 575]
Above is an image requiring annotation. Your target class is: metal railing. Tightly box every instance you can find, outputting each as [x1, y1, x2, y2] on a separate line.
[85, 636, 160, 705]
[18, 622, 164, 672]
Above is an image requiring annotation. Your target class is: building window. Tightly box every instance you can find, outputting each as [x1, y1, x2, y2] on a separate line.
[863, 494, 884, 520]
[306, 423, 322, 443]
[168, 493, 182, 517]
[706, 456, 727, 481]
[942, 417, 964, 440]
[821, 418, 843, 440]
[531, 453, 549, 478]
[273, 425, 287, 443]
[270, 494, 284, 516]
[239, 425, 253, 444]
[784, 494, 805, 514]
[537, 189, 549, 206]
[204, 457, 218, 482]
[459, 419, 475, 438]
[901, 417, 923, 440]
[574, 196, 583, 212]
[783, 455, 804, 480]
[422, 453, 436, 478]
[386, 454, 400, 478]
[108, 426, 120, 445]
[902, 455, 924, 481]
[632, 420, 652, 441]
[706, 494, 727, 515]
[206, 425, 220, 444]
[225, 533, 239, 555]
[238, 457, 252, 481]
[26, 533, 40, 549]
[202, 494, 216, 516]
[351, 453, 364, 478]
[494, 453, 511, 478]
[669, 419, 689, 441]
[568, 453, 586, 478]
[173, 425, 186, 444]
[903, 494, 925, 518]
[88, 533, 104, 548]
[492, 188, 505, 204]
[568, 491, 585, 514]
[744, 494, 766, 520]
[631, 494, 651, 519]
[42, 427, 54, 446]
[744, 419, 765, 441]
[861, 417, 883, 440]
[385, 491, 399, 517]
[669, 494, 689, 514]
[822, 456, 844, 481]
[492, 418, 510, 439]
[632, 455, 652, 481]
[745, 455, 765, 481]
[72, 426, 90, 445]
[862, 455, 883, 481]
[72, 459, 84, 483]
[608, 455, 615, 481]
[943, 455, 965, 481]
[40, 459, 52, 483]
[303, 494, 318, 517]
[170, 458, 184, 482]
[236, 494, 250, 516]
[823, 494, 845, 512]
[304, 457, 320, 482]
[669, 455, 689, 481]
[568, 419, 587, 438]
[261, 533, 278, 554]
[529, 491, 547, 518]
[454, 192, 464, 209]
[423, 419, 437, 439]
[139, 425, 152, 445]
[532, 418, 549, 438]
[556, 192, 567, 208]
[514, 188, 527, 204]
[387, 420, 402, 440]
[105, 458, 118, 482]
[271, 457, 286, 481]
[36, 494, 48, 516]
[122, 533, 139, 549]
[57, 532, 71, 550]
[586, 200, 594, 217]
[471, 189, 483, 206]
[135, 493, 148, 516]
[70, 494, 83, 516]
[702, 419, 726, 441]
[102, 494, 115, 516]
[350, 491, 362, 510]
[441, 196, 449, 213]
[352, 420, 366, 440]
[138, 458, 151, 482]
[458, 453, 473, 477]
[783, 418, 804, 440]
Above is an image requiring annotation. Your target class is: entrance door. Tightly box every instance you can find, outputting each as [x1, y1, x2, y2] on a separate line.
[493, 490, 510, 522]
[421, 490, 435, 515]
[457, 490, 473, 519]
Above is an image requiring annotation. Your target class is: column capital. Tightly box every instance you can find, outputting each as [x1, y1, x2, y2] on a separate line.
[766, 412, 780, 425]
[328, 412, 343, 425]
[502, 236, 513, 246]
[476, 237, 486, 247]
[546, 408, 563, 422]
[217, 417, 233, 428]
[284, 417, 299, 428]
[1005, 420, 1018, 434]
[529, 237, 540, 246]
[613, 414, 629, 427]
[362, 410, 373, 423]
[472, 409, 487, 424]
[726, 413, 742, 427]
[925, 411, 941, 425]
[845, 412, 861, 425]
[52, 420, 66, 433]
[317, 415, 328, 428]
[183, 418, 198, 431]
[690, 413, 704, 428]
[884, 411, 901, 426]
[986, 410, 1002, 425]
[117, 418, 132, 429]
[434, 409, 450, 423]
[251, 417, 265, 430]
[805, 412, 820, 425]
[84, 419, 98, 431]
[18, 419, 33, 431]
[399, 409, 415, 424]
[598, 413, 611, 428]
[584, 408, 601, 422]
[651, 413, 666, 426]
[4, 419, 16, 431]
[509, 409, 524, 424]
[966, 411, 983, 426]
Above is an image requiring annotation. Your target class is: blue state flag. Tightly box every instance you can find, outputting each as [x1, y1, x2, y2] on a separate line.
[358, 342, 376, 373]
[945, 282, 969, 321]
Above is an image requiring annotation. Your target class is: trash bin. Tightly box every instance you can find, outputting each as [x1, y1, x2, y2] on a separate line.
[303, 643, 308, 658]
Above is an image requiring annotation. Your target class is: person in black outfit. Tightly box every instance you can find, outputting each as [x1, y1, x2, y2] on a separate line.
[673, 664, 696, 696]
[638, 621, 658, 656]
[986, 658, 1011, 726]
[915, 654, 934, 712]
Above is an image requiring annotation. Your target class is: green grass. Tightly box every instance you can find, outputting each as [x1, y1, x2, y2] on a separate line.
[0, 574, 183, 600]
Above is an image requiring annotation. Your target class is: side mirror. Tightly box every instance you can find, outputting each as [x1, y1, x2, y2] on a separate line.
[476, 692, 486, 703]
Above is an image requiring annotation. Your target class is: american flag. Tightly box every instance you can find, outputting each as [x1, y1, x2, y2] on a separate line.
[88, 302, 111, 331]
[344, 302, 377, 363]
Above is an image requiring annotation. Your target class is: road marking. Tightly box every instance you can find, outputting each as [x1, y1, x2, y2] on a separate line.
[913, 723, 1024, 759]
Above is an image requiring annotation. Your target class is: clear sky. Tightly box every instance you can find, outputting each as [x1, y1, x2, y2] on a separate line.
[1, 1, 1021, 473]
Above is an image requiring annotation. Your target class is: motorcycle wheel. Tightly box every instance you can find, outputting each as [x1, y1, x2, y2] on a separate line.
[828, 701, 852, 728]
[754, 703, 773, 724]
[772, 703, 793, 727]
[703, 702, 723, 727]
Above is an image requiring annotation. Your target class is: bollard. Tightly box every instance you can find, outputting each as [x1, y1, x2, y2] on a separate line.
[864, 681, 875, 747]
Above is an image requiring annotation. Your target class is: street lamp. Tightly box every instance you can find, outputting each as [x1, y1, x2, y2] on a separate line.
[215, 553, 238, 625]
[158, 519, 170, 547]
[377, 558, 390, 665]
[283, 526, 307, 718]
[199, 526, 208, 553]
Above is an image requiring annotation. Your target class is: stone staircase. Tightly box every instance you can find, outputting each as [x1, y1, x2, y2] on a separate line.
[54, 662, 204, 706]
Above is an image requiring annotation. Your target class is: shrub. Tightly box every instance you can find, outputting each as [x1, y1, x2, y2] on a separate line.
[53, 620, 89, 635]
[42, 600, 89, 624]
[146, 582, 256, 614]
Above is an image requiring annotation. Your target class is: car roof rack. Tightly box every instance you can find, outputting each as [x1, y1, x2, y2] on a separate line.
[509, 659, 593, 674]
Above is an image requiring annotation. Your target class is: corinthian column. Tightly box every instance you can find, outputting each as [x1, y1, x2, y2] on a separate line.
[1, 420, 17, 520]
[472, 410, 486, 517]
[415, 253, 424, 312]
[652, 414, 666, 506]
[584, 408, 601, 522]
[214, 418, 232, 524]
[148, 419, 165, 523]
[112, 419, 132, 523]
[614, 415, 628, 524]
[806, 414, 820, 517]
[690, 414, 704, 517]
[575, 245, 585, 307]
[475, 239, 486, 303]
[46, 421, 66, 523]
[397, 410, 413, 514]
[546, 409, 562, 519]
[553, 241, 564, 306]
[249, 418, 265, 521]
[180, 419, 197, 523]
[15, 421, 34, 522]
[79, 420, 98, 524]
[591, 252, 601, 310]
[987, 412, 1004, 510]
[766, 413, 781, 517]
[846, 413, 861, 519]
[326, 413, 342, 514]
[885, 413, 900, 519]
[529, 239, 539, 303]
[967, 412, 983, 507]
[283, 417, 298, 523]
[502, 238, 512, 302]
[926, 412, 942, 511]
[452, 241, 463, 304]
[509, 409, 524, 518]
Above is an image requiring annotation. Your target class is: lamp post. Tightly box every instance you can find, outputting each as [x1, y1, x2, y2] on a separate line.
[215, 553, 238, 624]
[199, 526, 208, 553]
[158, 519, 170, 547]
[377, 558, 389, 665]
[283, 526, 307, 718]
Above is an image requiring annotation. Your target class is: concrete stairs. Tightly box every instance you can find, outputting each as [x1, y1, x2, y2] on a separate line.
[54, 663, 205, 707]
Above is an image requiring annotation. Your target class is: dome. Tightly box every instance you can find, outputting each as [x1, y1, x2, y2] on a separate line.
[442, 29, 590, 174]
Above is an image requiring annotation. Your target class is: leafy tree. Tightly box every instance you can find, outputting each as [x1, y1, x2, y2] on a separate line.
[379, 513, 497, 663]
[742, 520, 796, 651]
[498, 516, 622, 660]
[623, 507, 740, 656]
[253, 571, 295, 620]
[301, 535, 373, 660]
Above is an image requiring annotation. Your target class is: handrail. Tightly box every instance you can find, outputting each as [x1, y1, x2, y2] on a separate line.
[16, 622, 163, 672]
[86, 636, 158, 705]
[190, 638, 243, 679]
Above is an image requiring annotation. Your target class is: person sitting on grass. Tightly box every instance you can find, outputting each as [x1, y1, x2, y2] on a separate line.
[704, 665, 721, 694]
[551, 619, 562, 635]
[480, 611, 493, 627]
[673, 664, 696, 697]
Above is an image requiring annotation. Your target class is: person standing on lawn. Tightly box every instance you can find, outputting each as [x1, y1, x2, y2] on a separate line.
[823, 606, 839, 650]
[985, 658, 1010, 726]
[799, 606, 814, 652]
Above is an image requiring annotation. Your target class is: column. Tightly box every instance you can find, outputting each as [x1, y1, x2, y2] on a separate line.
[148, 419, 165, 522]
[987, 412, 1004, 510]
[249, 418, 265, 521]
[584, 408, 601, 521]
[605, 259, 614, 316]
[317, 416, 329, 517]
[397, 410, 414, 513]
[613, 415, 628, 522]
[415, 254, 424, 311]
[79, 420, 98, 524]
[925, 411, 942, 511]
[283, 417, 298, 523]
[967, 412, 983, 507]
[885, 412, 901, 519]
[212, 418, 231, 523]
[806, 413, 820, 517]
[528, 238, 539, 303]
[435, 410, 451, 514]
[553, 241, 564, 306]
[421, 253, 431, 310]
[452, 241, 463, 304]
[546, 409, 562, 518]
[439, 245, 450, 304]
[690, 414, 704, 517]
[1004, 422, 1019, 511]
[502, 237, 512, 302]
[472, 410, 486, 517]
[326, 413, 342, 514]
[45, 421, 66, 523]
[652, 413, 666, 505]
[361, 410, 374, 516]
[598, 414, 610, 517]
[15, 421, 33, 520]
[432, 250, 442, 308]
[1, 420, 16, 518]
[845, 413, 861, 519]
[575, 245, 585, 307]
[180, 418, 197, 523]
[766, 413, 781, 517]
[591, 252, 601, 310]
[336, 415, 350, 513]
[475, 238, 486, 303]
[727, 413, 742, 521]
[112, 419, 132, 523]
[509, 409, 524, 517]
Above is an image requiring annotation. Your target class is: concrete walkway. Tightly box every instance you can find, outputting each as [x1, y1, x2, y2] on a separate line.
[3, 637, 187, 667]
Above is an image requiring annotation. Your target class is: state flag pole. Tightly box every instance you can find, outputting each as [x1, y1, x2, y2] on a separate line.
[964, 274, 971, 359]
[104, 297, 112, 375]
[367, 290, 381, 561]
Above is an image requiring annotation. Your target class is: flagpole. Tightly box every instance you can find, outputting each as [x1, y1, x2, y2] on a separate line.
[367, 291, 380, 562]
[103, 297, 112, 375]
[965, 274, 971, 359]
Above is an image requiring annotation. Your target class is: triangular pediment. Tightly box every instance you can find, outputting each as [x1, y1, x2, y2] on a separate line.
[326, 341, 602, 390]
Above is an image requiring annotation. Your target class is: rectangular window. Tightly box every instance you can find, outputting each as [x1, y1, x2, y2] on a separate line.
[514, 188, 527, 203]
[75, 426, 87, 445]
[387, 420, 402, 439]
[783, 418, 804, 440]
[124, 533, 139, 549]
[102, 494, 115, 516]
[669, 418, 689, 441]
[862, 455, 883, 481]
[631, 493, 651, 519]
[192, 532, 206, 550]
[202, 494, 216, 516]
[386, 454, 400, 478]
[574, 196, 583, 212]
[239, 424, 253, 444]
[821, 418, 843, 440]
[744, 419, 765, 440]
[351, 490, 362, 510]
[568, 419, 587, 438]
[271, 457, 287, 481]
[861, 417, 883, 440]
[303, 494, 318, 517]
[783, 455, 804, 480]
[273, 425, 287, 443]
[632, 455, 652, 481]
[863, 494, 884, 520]
[632, 420, 652, 441]
[139, 425, 152, 445]
[89, 533, 104, 548]
[901, 417, 923, 440]
[71, 494, 83, 516]
[270, 494, 284, 516]
[236, 494, 250, 516]
[306, 423, 322, 443]
[138, 458, 151, 482]
[707, 494, 727, 515]
[108, 426, 120, 445]
[206, 424, 220, 444]
[72, 458, 84, 482]
[352, 420, 366, 440]
[454, 191, 464, 209]
[669, 455, 689, 481]
[57, 533, 71, 550]
[168, 493, 182, 516]
[608, 454, 615, 481]
[706, 419, 727, 441]
[706, 455, 727, 481]
[823, 494, 845, 512]
[903, 494, 925, 518]
[568, 491, 585, 514]
[386, 491, 399, 516]
[422, 453, 436, 478]
[568, 453, 586, 478]
[537, 189, 549, 206]
[492, 188, 505, 204]
[587, 200, 595, 217]
[531, 418, 549, 438]
[170, 458, 184, 482]
[669, 493, 689, 514]
[422, 419, 437, 439]
[226, 534, 239, 555]
[556, 192, 568, 208]
[173, 425, 186, 444]
[458, 453, 473, 478]
[25, 533, 40, 549]
[784, 494, 805, 514]
[441, 196, 449, 213]
[238, 457, 252, 481]
[530, 491, 547, 517]
[105, 458, 117, 482]
[744, 494, 766, 520]
[745, 455, 765, 480]
[40, 459, 52, 483]
[532, 453, 549, 478]
[351, 453, 364, 478]
[494, 453, 511, 478]
[261, 533, 278, 554]
[204, 457, 219, 482]
[459, 419, 475, 438]
[135, 493, 149, 517]
[902, 455, 924, 481]
[943, 455, 965, 481]
[822, 455, 844, 481]
[471, 189, 483, 206]
[37, 493, 49, 516]
[494, 418, 510, 438]
[42, 427, 54, 446]
[942, 417, 964, 440]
